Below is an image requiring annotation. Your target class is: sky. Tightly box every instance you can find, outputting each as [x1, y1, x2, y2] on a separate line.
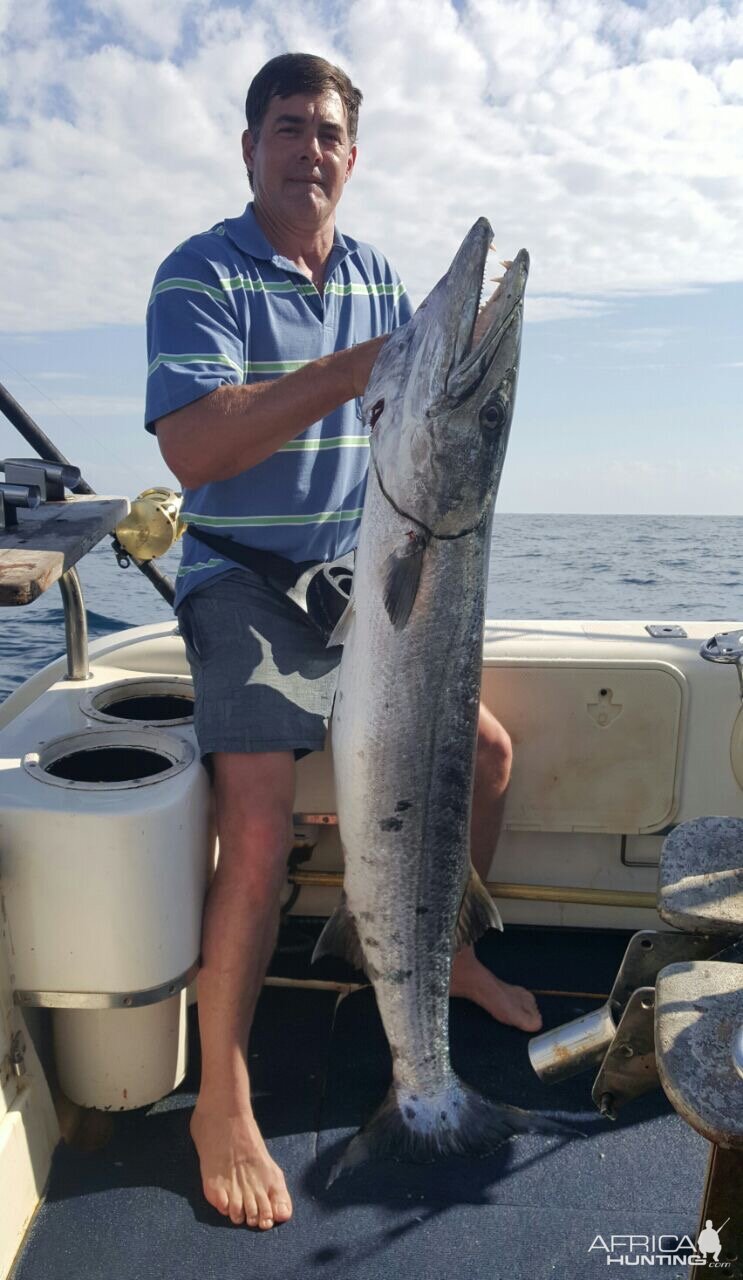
[0, 0, 741, 514]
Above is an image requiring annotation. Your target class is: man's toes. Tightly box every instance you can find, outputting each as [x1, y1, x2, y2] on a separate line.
[240, 1185, 259, 1229]
[271, 1191, 292, 1223]
[253, 1185, 275, 1230]
[228, 1193, 246, 1226]
[205, 1182, 230, 1216]
[520, 1001, 542, 1031]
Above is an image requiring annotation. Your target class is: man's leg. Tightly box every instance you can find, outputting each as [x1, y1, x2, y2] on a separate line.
[449, 702, 543, 1032]
[189, 750, 296, 1230]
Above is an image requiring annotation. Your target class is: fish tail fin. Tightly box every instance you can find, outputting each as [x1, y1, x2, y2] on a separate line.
[453, 865, 504, 950]
[311, 892, 367, 971]
[326, 1077, 577, 1187]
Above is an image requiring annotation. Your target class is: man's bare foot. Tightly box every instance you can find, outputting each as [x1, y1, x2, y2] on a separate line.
[450, 946, 543, 1032]
[190, 1095, 292, 1230]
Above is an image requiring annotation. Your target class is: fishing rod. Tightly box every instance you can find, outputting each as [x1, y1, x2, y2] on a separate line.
[0, 380, 175, 607]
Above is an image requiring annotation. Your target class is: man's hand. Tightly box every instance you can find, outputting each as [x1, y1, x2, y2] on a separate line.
[155, 335, 389, 489]
[349, 335, 387, 398]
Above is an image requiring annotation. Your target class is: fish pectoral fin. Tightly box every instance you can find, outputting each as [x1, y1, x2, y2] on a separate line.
[381, 532, 428, 629]
[311, 891, 367, 971]
[326, 595, 355, 648]
[453, 865, 504, 951]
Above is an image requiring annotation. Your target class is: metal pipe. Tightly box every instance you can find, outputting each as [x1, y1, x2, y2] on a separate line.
[528, 1003, 617, 1082]
[288, 868, 656, 910]
[264, 975, 364, 995]
[58, 568, 89, 680]
[262, 974, 610, 1000]
[0, 380, 175, 606]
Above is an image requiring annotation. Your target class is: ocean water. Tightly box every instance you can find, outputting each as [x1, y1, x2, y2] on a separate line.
[2, 513, 742, 704]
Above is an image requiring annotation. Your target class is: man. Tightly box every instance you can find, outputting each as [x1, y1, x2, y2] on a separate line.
[146, 52, 541, 1233]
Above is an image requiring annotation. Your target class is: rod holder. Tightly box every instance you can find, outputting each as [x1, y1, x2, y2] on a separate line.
[2, 458, 81, 501]
[0, 481, 42, 529]
[700, 628, 743, 700]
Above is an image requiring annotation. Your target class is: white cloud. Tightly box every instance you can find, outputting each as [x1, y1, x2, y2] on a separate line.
[526, 296, 611, 322]
[714, 57, 743, 98]
[500, 453, 743, 515]
[0, 0, 742, 332]
[6, 394, 143, 416]
[91, 0, 210, 58]
[590, 325, 681, 350]
[640, 6, 743, 63]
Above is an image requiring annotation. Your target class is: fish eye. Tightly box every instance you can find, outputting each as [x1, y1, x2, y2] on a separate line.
[480, 398, 506, 430]
[370, 398, 385, 430]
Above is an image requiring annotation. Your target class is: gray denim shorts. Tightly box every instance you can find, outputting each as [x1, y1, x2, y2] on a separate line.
[176, 568, 343, 762]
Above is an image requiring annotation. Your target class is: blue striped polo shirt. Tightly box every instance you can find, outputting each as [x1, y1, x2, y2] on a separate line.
[145, 203, 414, 608]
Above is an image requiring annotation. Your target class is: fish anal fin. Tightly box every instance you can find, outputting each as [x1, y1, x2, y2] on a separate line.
[311, 891, 366, 971]
[453, 865, 503, 951]
[326, 595, 355, 648]
[382, 533, 428, 630]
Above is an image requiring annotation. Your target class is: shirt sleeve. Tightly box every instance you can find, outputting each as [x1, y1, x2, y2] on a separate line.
[385, 257, 414, 330]
[144, 244, 245, 434]
[394, 283, 415, 327]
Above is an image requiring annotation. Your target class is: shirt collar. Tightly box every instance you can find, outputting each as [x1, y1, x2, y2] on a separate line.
[223, 203, 349, 273]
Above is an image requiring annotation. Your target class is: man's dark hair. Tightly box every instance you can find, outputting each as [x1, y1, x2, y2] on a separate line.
[245, 52, 363, 146]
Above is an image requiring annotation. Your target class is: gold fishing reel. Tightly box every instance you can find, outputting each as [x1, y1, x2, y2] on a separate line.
[114, 487, 186, 561]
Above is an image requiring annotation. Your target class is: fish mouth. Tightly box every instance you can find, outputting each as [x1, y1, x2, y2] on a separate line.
[446, 221, 529, 400]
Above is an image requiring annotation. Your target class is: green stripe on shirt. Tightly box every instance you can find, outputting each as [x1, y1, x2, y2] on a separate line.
[147, 353, 311, 377]
[277, 436, 369, 452]
[181, 508, 364, 528]
[147, 351, 243, 376]
[149, 275, 408, 308]
[148, 278, 228, 306]
[324, 281, 407, 298]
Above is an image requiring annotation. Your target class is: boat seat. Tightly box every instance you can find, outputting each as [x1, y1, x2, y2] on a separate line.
[657, 816, 743, 935]
[655, 959, 743, 1271]
[655, 960, 743, 1149]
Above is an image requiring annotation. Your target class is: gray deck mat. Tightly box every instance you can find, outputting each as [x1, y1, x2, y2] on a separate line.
[11, 927, 714, 1280]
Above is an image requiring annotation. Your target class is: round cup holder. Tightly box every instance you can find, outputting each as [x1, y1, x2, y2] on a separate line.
[80, 678, 194, 727]
[23, 728, 194, 790]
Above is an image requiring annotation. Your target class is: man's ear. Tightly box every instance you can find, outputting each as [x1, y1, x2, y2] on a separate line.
[242, 128, 256, 174]
[344, 143, 357, 184]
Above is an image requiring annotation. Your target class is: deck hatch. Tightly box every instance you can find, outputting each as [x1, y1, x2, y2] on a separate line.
[482, 661, 686, 834]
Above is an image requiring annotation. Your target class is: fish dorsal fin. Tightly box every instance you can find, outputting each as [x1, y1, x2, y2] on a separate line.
[382, 532, 428, 629]
[453, 865, 503, 951]
[311, 891, 367, 971]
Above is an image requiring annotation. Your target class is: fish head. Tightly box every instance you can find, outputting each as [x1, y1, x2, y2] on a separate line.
[365, 219, 528, 538]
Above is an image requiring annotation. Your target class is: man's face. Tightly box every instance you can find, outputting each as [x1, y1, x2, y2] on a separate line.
[242, 90, 356, 229]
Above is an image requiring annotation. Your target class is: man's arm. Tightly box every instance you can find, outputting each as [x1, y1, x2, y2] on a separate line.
[156, 335, 385, 489]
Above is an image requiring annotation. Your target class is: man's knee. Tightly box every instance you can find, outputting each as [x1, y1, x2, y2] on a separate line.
[212, 751, 296, 871]
[476, 704, 513, 785]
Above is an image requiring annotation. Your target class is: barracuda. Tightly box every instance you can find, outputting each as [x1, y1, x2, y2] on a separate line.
[314, 219, 568, 1182]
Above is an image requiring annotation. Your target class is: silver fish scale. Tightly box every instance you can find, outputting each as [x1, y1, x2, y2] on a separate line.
[332, 462, 487, 1098]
